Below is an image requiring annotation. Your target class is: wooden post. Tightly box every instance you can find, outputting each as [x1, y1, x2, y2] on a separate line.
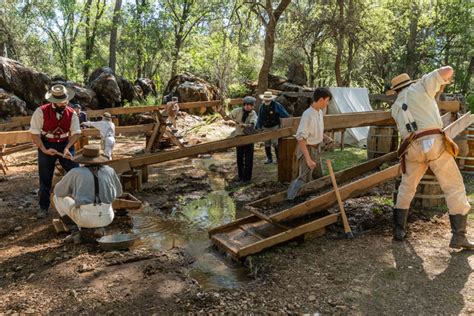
[120, 170, 143, 192]
[278, 136, 298, 182]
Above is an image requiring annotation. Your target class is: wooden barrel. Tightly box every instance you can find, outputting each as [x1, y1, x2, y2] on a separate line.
[393, 169, 445, 210]
[367, 126, 399, 160]
[278, 137, 298, 182]
[454, 124, 474, 175]
[412, 169, 445, 210]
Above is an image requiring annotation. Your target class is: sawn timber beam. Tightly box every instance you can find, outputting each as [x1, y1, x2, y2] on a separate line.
[108, 127, 296, 171]
[2, 98, 244, 127]
[0, 124, 155, 146]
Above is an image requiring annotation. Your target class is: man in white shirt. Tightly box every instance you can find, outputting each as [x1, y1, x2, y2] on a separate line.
[389, 66, 472, 249]
[29, 84, 81, 218]
[81, 112, 116, 159]
[295, 88, 333, 182]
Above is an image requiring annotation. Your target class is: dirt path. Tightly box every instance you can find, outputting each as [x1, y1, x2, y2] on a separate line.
[0, 129, 473, 314]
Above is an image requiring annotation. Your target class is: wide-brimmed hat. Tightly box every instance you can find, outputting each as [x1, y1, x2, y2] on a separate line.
[73, 145, 109, 165]
[387, 73, 415, 94]
[259, 91, 277, 101]
[45, 84, 75, 103]
[102, 112, 112, 120]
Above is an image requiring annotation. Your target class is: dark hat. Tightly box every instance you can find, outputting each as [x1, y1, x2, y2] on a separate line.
[243, 96, 256, 105]
[73, 145, 109, 165]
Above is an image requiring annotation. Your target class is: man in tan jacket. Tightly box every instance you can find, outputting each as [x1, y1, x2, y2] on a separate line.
[389, 66, 472, 249]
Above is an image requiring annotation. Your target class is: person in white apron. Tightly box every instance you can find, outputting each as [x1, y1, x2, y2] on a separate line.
[81, 112, 116, 159]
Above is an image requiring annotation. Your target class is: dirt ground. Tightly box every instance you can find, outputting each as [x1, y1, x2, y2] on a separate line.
[1, 116, 473, 314]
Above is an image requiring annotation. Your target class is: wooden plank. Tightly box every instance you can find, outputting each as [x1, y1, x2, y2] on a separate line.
[0, 143, 35, 157]
[238, 213, 339, 258]
[164, 130, 184, 148]
[0, 120, 28, 131]
[145, 122, 161, 153]
[249, 151, 398, 208]
[208, 215, 260, 236]
[281, 111, 395, 130]
[444, 112, 473, 139]
[121, 127, 295, 169]
[112, 198, 143, 210]
[6, 99, 245, 126]
[441, 112, 452, 127]
[0, 124, 155, 146]
[105, 158, 132, 174]
[270, 164, 401, 222]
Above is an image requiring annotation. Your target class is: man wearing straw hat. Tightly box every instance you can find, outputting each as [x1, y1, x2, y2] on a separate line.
[30, 84, 81, 219]
[81, 112, 116, 159]
[389, 66, 472, 249]
[256, 91, 290, 164]
[53, 145, 122, 242]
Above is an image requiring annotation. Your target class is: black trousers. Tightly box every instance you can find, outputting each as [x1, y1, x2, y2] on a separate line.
[236, 144, 254, 182]
[38, 139, 78, 210]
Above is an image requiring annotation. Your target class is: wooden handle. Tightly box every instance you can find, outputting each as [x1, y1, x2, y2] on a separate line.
[325, 159, 351, 234]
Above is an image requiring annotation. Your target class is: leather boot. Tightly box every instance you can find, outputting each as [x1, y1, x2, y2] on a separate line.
[60, 215, 78, 232]
[264, 146, 273, 164]
[449, 214, 474, 250]
[393, 208, 409, 241]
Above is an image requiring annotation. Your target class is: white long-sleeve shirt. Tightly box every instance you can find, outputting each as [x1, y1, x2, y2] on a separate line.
[82, 120, 115, 139]
[391, 69, 449, 139]
[295, 106, 324, 146]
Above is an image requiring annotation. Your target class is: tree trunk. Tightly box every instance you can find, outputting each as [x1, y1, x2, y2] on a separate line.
[256, 23, 276, 104]
[109, 0, 122, 74]
[255, 0, 291, 107]
[334, 0, 344, 87]
[405, 3, 419, 78]
[462, 56, 474, 94]
[307, 42, 316, 87]
[170, 35, 182, 79]
[82, 0, 94, 83]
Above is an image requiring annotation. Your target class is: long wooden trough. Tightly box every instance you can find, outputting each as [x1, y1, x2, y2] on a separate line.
[209, 112, 473, 258]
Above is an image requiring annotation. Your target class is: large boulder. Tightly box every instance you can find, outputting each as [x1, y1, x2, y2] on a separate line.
[0, 88, 28, 118]
[88, 67, 122, 108]
[164, 72, 219, 102]
[135, 78, 157, 99]
[164, 73, 220, 114]
[287, 62, 307, 86]
[0, 57, 50, 110]
[117, 77, 137, 105]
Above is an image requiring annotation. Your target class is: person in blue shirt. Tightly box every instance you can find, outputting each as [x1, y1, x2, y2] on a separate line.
[256, 91, 290, 164]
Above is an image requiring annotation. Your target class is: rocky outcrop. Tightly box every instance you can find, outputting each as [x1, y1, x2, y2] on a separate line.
[0, 88, 27, 117]
[0, 57, 50, 111]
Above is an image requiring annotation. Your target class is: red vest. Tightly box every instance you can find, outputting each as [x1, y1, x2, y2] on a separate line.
[41, 103, 74, 143]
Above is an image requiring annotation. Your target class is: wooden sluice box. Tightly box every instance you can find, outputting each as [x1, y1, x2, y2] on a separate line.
[209, 152, 400, 258]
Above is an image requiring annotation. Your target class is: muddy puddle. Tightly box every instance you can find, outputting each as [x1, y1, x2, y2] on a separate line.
[131, 152, 253, 289]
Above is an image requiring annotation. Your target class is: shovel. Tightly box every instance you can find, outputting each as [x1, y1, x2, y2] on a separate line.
[287, 167, 313, 200]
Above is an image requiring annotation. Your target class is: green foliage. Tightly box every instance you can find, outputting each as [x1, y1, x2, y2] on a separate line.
[467, 94, 474, 114]
[0, 0, 471, 102]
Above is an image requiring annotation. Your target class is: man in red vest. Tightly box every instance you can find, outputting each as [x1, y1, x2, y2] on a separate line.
[30, 84, 81, 219]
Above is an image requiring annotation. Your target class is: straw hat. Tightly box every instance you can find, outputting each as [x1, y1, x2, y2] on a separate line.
[388, 73, 415, 94]
[102, 112, 112, 120]
[45, 84, 75, 103]
[73, 145, 109, 164]
[258, 91, 277, 101]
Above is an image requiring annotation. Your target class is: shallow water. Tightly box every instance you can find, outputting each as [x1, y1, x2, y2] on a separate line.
[131, 152, 253, 289]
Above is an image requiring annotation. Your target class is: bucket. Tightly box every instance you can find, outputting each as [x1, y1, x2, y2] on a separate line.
[454, 124, 474, 175]
[367, 126, 399, 160]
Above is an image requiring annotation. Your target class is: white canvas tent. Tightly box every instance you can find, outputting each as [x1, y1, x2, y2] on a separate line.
[327, 87, 373, 147]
